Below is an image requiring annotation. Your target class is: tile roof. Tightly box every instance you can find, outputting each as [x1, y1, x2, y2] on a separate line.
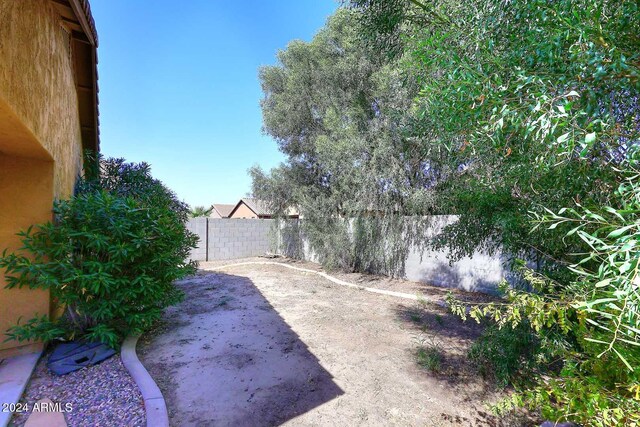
[211, 203, 235, 218]
[240, 198, 272, 216]
[75, 0, 98, 46]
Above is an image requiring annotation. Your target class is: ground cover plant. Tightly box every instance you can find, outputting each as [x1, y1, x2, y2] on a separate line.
[0, 155, 198, 348]
[253, 1, 639, 425]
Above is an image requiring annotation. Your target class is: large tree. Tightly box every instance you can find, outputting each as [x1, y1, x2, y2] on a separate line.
[347, 0, 640, 424]
[349, 0, 638, 265]
[253, 9, 434, 274]
[256, 1, 640, 424]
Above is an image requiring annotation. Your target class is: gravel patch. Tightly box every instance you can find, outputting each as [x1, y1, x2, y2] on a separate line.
[10, 352, 145, 427]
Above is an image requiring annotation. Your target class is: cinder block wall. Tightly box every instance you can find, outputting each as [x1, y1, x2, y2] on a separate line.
[186, 216, 506, 293]
[208, 219, 274, 260]
[187, 218, 275, 261]
[186, 217, 208, 261]
[401, 216, 505, 294]
[279, 216, 507, 294]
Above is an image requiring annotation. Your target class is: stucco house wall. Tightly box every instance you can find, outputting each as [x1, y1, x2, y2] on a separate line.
[0, 0, 84, 198]
[229, 203, 259, 219]
[0, 0, 96, 356]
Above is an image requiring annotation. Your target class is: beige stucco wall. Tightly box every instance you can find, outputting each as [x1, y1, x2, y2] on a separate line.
[229, 203, 259, 219]
[0, 156, 54, 355]
[0, 0, 84, 354]
[0, 0, 83, 199]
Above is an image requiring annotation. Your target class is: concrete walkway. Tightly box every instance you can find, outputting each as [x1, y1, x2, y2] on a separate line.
[0, 350, 42, 427]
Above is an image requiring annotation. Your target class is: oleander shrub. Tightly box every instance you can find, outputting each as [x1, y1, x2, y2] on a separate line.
[0, 156, 198, 348]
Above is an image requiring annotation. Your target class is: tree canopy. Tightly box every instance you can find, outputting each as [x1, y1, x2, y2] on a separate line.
[253, 9, 434, 273]
[254, 1, 640, 424]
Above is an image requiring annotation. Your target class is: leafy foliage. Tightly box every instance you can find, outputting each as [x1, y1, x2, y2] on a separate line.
[533, 174, 640, 364]
[467, 322, 539, 388]
[256, 0, 639, 425]
[416, 345, 442, 372]
[253, 9, 436, 275]
[79, 155, 192, 223]
[448, 180, 640, 424]
[0, 156, 197, 348]
[346, 0, 640, 270]
[191, 205, 213, 217]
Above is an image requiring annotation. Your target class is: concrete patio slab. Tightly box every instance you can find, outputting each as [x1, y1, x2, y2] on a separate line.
[24, 398, 67, 427]
[0, 350, 42, 427]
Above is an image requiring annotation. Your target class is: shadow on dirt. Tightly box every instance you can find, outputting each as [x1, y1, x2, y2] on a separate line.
[139, 271, 344, 426]
[394, 301, 485, 342]
[394, 302, 488, 391]
[392, 301, 538, 426]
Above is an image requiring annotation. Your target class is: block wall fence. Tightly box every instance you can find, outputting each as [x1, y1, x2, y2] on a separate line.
[186, 218, 276, 262]
[186, 216, 507, 293]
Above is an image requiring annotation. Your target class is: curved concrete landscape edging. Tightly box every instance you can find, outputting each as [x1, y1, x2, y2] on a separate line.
[121, 334, 169, 427]
[207, 261, 464, 311]
[207, 261, 421, 300]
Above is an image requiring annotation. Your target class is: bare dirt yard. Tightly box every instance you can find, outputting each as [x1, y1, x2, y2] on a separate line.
[138, 257, 529, 427]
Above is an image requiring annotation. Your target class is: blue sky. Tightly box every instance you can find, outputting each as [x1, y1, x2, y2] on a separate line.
[91, 1, 338, 207]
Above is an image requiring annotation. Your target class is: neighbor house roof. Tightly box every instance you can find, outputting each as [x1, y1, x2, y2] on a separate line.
[228, 198, 274, 218]
[211, 203, 235, 218]
[228, 198, 299, 218]
[51, 0, 100, 154]
[238, 198, 272, 217]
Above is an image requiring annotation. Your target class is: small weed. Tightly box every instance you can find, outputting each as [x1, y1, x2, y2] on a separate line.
[410, 312, 422, 323]
[435, 314, 444, 325]
[215, 296, 231, 307]
[416, 346, 442, 372]
[416, 295, 429, 308]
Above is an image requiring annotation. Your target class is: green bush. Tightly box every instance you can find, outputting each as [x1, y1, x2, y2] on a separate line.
[450, 186, 640, 425]
[0, 156, 198, 348]
[468, 322, 539, 388]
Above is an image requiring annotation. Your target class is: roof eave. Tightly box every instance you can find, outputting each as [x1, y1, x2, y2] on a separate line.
[68, 0, 98, 46]
[52, 0, 100, 157]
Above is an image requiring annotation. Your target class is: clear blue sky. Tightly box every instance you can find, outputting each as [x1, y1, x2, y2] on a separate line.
[91, 1, 338, 207]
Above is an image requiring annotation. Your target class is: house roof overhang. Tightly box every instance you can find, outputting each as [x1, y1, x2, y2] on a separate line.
[51, 0, 100, 157]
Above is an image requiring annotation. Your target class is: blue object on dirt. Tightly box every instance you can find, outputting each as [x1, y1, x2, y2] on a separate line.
[47, 341, 116, 375]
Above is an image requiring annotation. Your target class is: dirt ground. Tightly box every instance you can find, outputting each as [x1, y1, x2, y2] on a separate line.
[138, 257, 527, 427]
